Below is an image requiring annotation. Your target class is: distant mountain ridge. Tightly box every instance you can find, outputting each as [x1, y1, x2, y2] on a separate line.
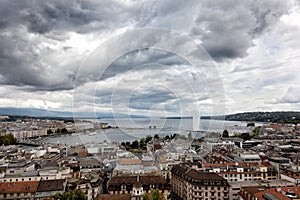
[0, 107, 299, 122]
[0, 107, 145, 119]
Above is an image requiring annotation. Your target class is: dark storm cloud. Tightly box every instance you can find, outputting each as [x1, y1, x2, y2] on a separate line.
[128, 89, 178, 110]
[0, 28, 75, 91]
[0, 31, 43, 87]
[0, 0, 137, 34]
[100, 49, 187, 81]
[0, 0, 292, 92]
[0, 0, 142, 90]
[191, 0, 289, 60]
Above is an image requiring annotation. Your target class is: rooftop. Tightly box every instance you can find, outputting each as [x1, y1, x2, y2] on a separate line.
[0, 181, 40, 194]
[37, 179, 65, 192]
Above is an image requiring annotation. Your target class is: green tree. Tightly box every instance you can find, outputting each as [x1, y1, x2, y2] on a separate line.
[222, 129, 229, 138]
[188, 131, 192, 140]
[151, 189, 163, 200]
[140, 138, 146, 150]
[0, 134, 17, 146]
[131, 140, 139, 149]
[239, 132, 252, 141]
[252, 126, 261, 137]
[145, 135, 152, 143]
[143, 194, 150, 200]
[52, 188, 85, 200]
[164, 135, 170, 141]
[47, 129, 53, 135]
[61, 128, 68, 134]
[247, 122, 255, 127]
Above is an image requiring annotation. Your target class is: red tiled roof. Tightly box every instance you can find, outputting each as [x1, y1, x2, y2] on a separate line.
[0, 181, 40, 194]
[119, 158, 141, 165]
[281, 186, 300, 196]
[255, 188, 290, 200]
[241, 186, 300, 200]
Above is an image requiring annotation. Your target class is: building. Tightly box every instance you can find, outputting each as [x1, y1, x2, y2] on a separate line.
[35, 179, 66, 200]
[0, 181, 40, 199]
[202, 139, 235, 152]
[171, 164, 230, 200]
[239, 185, 300, 200]
[202, 161, 277, 182]
[108, 175, 170, 200]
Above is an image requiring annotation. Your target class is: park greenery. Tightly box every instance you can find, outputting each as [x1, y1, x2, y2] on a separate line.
[0, 134, 17, 145]
[52, 188, 86, 200]
[121, 125, 263, 151]
[120, 132, 205, 153]
[221, 125, 261, 141]
[120, 133, 183, 153]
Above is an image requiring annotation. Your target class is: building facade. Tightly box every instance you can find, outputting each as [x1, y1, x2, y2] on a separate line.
[171, 164, 230, 200]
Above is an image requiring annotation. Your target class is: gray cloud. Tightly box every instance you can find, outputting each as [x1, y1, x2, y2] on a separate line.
[276, 87, 300, 104]
[191, 0, 289, 60]
[128, 88, 178, 110]
[0, 0, 291, 90]
[0, 0, 138, 34]
[0, 0, 298, 114]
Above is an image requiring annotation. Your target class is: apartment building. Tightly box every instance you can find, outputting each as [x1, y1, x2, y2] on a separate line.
[171, 164, 230, 200]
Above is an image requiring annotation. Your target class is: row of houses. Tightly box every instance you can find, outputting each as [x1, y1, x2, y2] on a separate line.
[0, 179, 65, 200]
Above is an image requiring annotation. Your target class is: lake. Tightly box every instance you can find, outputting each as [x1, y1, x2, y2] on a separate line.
[43, 118, 253, 145]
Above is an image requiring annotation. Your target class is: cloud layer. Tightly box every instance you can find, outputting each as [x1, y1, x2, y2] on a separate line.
[0, 0, 299, 116]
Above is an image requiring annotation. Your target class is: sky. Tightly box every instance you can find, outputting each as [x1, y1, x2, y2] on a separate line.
[0, 0, 300, 117]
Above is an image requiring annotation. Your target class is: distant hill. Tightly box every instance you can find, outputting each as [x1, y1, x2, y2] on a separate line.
[0, 107, 145, 119]
[1, 108, 299, 123]
[221, 111, 300, 123]
[0, 107, 73, 118]
[167, 111, 300, 123]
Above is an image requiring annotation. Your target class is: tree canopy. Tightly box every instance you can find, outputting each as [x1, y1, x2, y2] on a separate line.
[143, 189, 164, 200]
[52, 188, 86, 200]
[0, 134, 17, 146]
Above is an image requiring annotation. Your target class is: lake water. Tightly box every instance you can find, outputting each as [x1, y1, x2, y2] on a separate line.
[43, 118, 252, 145]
